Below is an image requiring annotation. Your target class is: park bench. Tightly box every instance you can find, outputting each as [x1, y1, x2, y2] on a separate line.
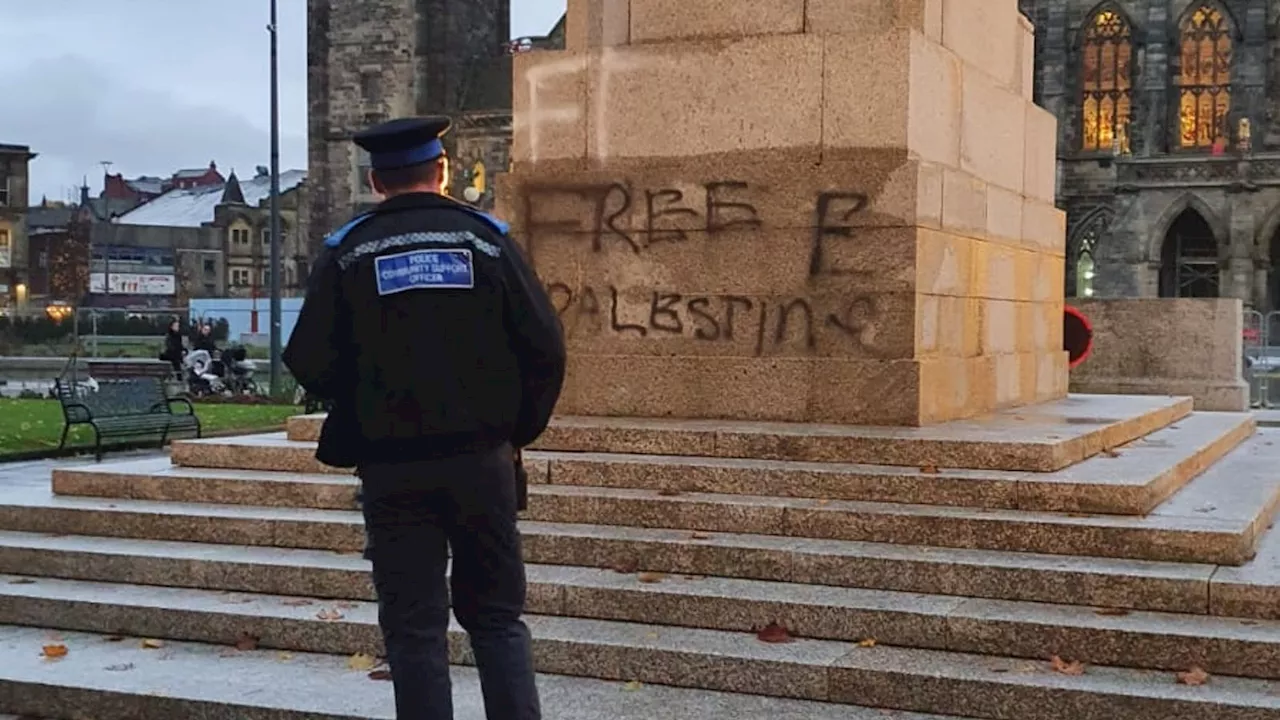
[54, 366, 202, 461]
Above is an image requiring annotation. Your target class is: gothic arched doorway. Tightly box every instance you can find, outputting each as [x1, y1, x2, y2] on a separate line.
[1159, 209, 1220, 297]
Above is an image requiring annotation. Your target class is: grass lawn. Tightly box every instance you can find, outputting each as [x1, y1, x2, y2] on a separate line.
[0, 398, 301, 457]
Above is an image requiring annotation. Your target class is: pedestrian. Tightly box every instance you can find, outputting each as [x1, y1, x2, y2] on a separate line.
[158, 318, 187, 374]
[284, 115, 566, 720]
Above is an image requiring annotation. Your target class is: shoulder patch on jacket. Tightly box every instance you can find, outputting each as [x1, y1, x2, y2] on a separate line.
[323, 213, 374, 248]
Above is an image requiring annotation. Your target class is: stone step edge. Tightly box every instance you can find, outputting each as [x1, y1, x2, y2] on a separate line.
[159, 410, 1257, 515]
[1, 540, 1278, 681]
[42, 464, 1262, 567]
[0, 493, 1252, 617]
[0, 578, 1271, 719]
[283, 398, 1195, 474]
[0, 625, 977, 720]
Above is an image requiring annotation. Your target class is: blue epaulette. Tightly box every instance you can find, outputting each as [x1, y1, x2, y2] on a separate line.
[323, 213, 375, 248]
[456, 206, 510, 236]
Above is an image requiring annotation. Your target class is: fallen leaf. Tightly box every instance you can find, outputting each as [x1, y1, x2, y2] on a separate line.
[657, 487, 681, 497]
[1194, 503, 1217, 514]
[140, 639, 165, 650]
[234, 633, 260, 651]
[1101, 448, 1120, 458]
[1176, 667, 1210, 686]
[281, 598, 315, 607]
[858, 638, 877, 648]
[815, 499, 830, 507]
[105, 663, 134, 672]
[103, 635, 126, 643]
[348, 653, 379, 671]
[41, 644, 68, 659]
[277, 652, 294, 661]
[756, 622, 794, 644]
[1093, 607, 1131, 617]
[7, 578, 36, 585]
[919, 465, 940, 474]
[690, 531, 713, 540]
[622, 680, 643, 692]
[1050, 655, 1085, 676]
[222, 596, 253, 604]
[316, 609, 345, 621]
[336, 601, 358, 610]
[368, 669, 393, 681]
[637, 572, 665, 584]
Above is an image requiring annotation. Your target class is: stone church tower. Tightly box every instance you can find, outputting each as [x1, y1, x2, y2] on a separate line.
[1021, 0, 1280, 309]
[305, 0, 510, 254]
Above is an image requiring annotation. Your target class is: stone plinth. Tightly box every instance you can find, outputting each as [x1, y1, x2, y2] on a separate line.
[1069, 298, 1249, 412]
[498, 0, 1066, 425]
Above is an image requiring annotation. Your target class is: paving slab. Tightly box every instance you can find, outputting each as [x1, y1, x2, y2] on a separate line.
[285, 395, 1195, 472]
[0, 583, 1274, 719]
[0, 627, 937, 720]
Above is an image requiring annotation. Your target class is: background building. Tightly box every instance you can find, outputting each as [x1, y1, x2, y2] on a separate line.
[0, 144, 36, 310]
[1023, 0, 1280, 308]
[305, 0, 512, 252]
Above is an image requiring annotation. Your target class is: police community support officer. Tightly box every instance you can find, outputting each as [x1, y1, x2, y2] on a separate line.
[284, 116, 566, 720]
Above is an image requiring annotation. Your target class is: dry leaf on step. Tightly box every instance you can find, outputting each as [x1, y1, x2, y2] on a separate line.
[1050, 655, 1085, 676]
[316, 609, 345, 621]
[41, 644, 68, 659]
[919, 465, 940, 475]
[347, 653, 378, 671]
[858, 638, 877, 648]
[277, 652, 294, 661]
[281, 598, 314, 607]
[103, 635, 125, 643]
[234, 633, 259, 651]
[8, 578, 36, 585]
[140, 639, 165, 650]
[657, 487, 681, 497]
[105, 663, 134, 672]
[1101, 448, 1120, 458]
[1093, 607, 1131, 617]
[690, 532, 713, 540]
[336, 601, 358, 610]
[623, 680, 643, 692]
[368, 669, 393, 681]
[1176, 667, 1210, 686]
[756, 623, 794, 644]
[636, 572, 665, 584]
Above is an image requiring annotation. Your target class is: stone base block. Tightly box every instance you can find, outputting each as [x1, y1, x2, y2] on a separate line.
[1070, 377, 1249, 412]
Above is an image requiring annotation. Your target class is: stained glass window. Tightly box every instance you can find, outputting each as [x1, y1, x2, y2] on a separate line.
[1080, 8, 1133, 153]
[1177, 5, 1233, 149]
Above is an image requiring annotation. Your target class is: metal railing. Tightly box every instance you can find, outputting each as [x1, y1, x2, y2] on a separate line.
[1242, 309, 1280, 407]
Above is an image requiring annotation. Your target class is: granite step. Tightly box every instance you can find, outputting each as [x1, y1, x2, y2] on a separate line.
[0, 626, 932, 720]
[160, 411, 1255, 515]
[0, 483, 1272, 617]
[285, 395, 1194, 472]
[84, 431, 1280, 565]
[0, 534, 1277, 679]
[0, 578, 1274, 720]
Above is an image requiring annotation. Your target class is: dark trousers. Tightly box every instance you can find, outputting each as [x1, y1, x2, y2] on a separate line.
[359, 443, 541, 720]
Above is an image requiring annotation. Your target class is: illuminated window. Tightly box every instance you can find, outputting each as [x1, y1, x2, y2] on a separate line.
[1080, 8, 1133, 153]
[1067, 211, 1110, 298]
[1177, 5, 1233, 149]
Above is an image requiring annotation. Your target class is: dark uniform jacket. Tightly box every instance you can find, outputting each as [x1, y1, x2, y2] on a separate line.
[284, 192, 566, 469]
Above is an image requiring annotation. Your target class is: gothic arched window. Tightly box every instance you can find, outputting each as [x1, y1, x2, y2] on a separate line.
[1080, 7, 1133, 153]
[1067, 210, 1110, 297]
[1177, 5, 1233, 149]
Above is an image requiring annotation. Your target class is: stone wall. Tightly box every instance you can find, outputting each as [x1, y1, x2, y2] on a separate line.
[498, 0, 1068, 426]
[1069, 297, 1248, 411]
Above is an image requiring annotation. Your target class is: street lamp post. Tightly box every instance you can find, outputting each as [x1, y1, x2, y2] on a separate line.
[267, 0, 283, 397]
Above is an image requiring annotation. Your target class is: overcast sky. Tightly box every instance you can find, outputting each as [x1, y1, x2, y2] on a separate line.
[0, 0, 565, 204]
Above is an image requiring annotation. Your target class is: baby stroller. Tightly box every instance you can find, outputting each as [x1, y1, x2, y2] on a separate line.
[184, 346, 261, 397]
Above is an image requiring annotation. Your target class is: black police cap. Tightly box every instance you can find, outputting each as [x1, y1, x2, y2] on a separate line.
[353, 116, 452, 171]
